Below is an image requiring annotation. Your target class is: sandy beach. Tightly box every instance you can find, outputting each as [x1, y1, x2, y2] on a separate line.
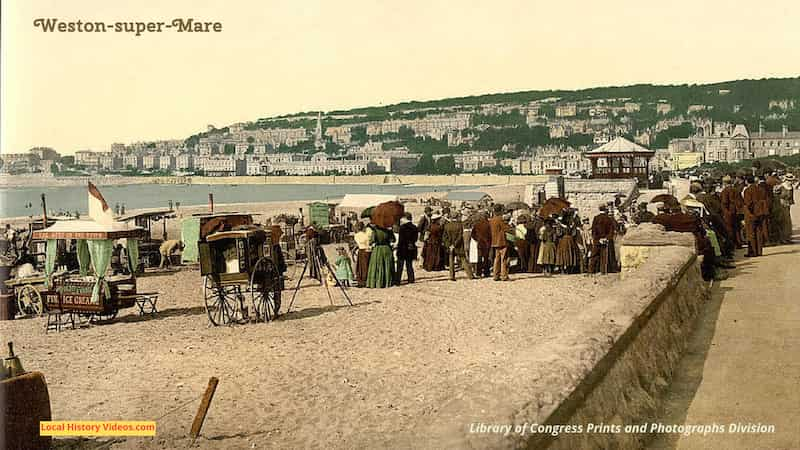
[0, 181, 660, 448]
[1, 263, 619, 449]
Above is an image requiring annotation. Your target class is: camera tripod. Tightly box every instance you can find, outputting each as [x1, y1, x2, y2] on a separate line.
[286, 238, 353, 312]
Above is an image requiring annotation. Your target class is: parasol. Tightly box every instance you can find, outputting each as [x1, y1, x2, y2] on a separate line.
[653, 212, 702, 233]
[538, 198, 570, 218]
[370, 201, 405, 228]
[650, 194, 679, 207]
[360, 206, 375, 219]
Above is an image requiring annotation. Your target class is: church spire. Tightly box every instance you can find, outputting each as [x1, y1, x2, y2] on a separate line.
[314, 112, 324, 150]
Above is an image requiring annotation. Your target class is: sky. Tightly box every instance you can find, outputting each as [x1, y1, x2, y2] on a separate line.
[2, 0, 799, 155]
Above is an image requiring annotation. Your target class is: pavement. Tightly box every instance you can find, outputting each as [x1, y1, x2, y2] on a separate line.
[648, 194, 800, 450]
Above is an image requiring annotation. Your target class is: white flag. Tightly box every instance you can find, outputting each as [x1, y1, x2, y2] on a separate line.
[88, 182, 115, 225]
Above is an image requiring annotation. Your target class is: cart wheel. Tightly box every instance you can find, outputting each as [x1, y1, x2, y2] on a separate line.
[250, 258, 282, 322]
[204, 275, 244, 326]
[17, 285, 44, 316]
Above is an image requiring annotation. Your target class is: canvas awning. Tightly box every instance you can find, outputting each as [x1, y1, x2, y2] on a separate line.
[32, 220, 146, 240]
[336, 194, 399, 209]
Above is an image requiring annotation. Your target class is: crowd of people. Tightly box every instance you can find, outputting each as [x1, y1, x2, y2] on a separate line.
[643, 171, 796, 281]
[338, 201, 625, 289]
[327, 170, 795, 289]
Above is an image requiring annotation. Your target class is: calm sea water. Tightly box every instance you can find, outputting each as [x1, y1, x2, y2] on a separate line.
[0, 183, 467, 218]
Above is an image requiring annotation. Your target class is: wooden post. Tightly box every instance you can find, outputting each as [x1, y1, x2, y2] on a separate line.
[190, 377, 219, 443]
[208, 193, 214, 213]
[40, 193, 48, 227]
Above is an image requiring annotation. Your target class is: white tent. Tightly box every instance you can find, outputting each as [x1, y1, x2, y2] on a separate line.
[337, 194, 399, 210]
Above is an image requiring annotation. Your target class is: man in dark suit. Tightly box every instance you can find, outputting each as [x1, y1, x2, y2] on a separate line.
[471, 213, 492, 278]
[720, 175, 742, 248]
[443, 211, 474, 281]
[588, 205, 619, 274]
[743, 176, 769, 257]
[395, 213, 418, 284]
[488, 204, 511, 281]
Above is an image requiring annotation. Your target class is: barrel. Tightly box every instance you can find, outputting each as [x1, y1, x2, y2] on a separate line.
[1, 371, 52, 450]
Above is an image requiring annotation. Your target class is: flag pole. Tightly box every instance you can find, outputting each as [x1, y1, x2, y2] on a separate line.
[40, 193, 48, 227]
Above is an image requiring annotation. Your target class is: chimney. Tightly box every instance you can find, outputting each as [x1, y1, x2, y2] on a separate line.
[759, 123, 764, 137]
[782, 124, 788, 137]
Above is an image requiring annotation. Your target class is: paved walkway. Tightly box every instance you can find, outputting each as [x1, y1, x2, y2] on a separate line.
[649, 202, 800, 449]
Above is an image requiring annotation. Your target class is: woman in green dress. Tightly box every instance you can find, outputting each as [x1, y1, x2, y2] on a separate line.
[366, 225, 395, 288]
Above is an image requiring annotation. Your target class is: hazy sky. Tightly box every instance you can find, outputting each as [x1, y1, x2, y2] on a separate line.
[2, 0, 799, 154]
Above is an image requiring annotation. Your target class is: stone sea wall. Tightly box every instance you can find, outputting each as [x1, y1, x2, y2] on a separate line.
[394, 241, 708, 449]
[525, 245, 707, 450]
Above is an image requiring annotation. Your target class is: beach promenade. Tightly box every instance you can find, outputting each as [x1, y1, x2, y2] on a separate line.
[649, 197, 800, 450]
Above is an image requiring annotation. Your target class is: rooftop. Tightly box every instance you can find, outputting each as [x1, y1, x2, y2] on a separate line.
[588, 136, 655, 155]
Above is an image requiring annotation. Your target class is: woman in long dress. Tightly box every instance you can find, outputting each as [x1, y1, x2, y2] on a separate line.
[555, 211, 582, 273]
[353, 222, 372, 287]
[422, 214, 446, 271]
[526, 214, 543, 273]
[366, 225, 395, 288]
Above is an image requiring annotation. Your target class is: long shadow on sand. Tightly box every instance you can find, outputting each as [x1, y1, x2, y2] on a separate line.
[279, 300, 380, 322]
[52, 437, 125, 449]
[646, 279, 729, 450]
[100, 306, 208, 325]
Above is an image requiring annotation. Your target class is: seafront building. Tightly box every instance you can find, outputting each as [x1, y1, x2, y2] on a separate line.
[6, 93, 798, 178]
[669, 122, 800, 164]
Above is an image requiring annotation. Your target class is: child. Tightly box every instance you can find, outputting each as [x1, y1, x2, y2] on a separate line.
[334, 246, 354, 287]
[537, 217, 557, 276]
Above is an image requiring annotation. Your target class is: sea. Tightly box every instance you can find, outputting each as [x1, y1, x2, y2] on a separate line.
[0, 183, 469, 219]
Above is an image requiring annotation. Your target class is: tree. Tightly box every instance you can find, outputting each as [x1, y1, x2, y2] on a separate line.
[653, 123, 694, 148]
[473, 125, 550, 150]
[472, 109, 526, 127]
[413, 153, 435, 174]
[224, 144, 236, 155]
[351, 126, 368, 144]
[474, 165, 513, 175]
[552, 133, 594, 148]
[398, 125, 415, 140]
[435, 156, 458, 174]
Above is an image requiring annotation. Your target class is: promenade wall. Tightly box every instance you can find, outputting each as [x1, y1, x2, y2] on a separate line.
[395, 235, 708, 449]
